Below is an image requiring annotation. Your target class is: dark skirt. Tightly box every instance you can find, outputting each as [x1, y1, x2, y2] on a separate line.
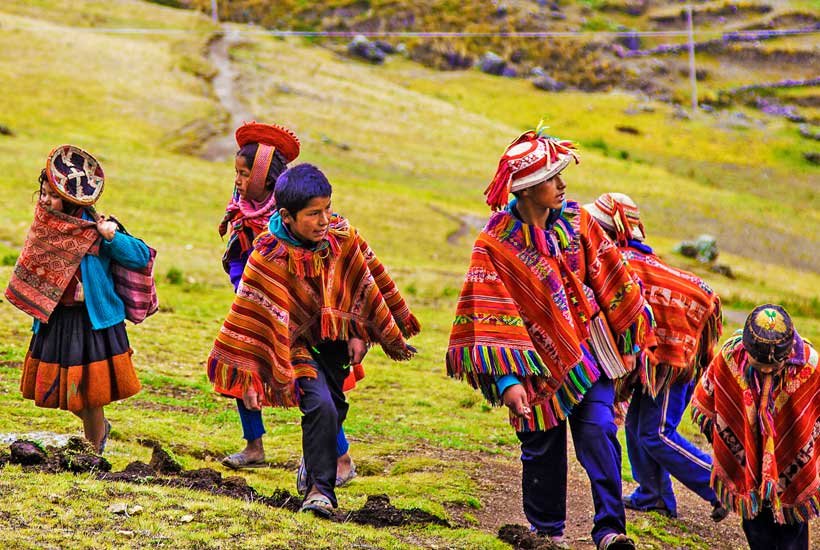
[20, 305, 141, 412]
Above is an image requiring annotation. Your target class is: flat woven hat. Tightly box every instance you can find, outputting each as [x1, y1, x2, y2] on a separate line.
[45, 145, 105, 206]
[235, 121, 300, 163]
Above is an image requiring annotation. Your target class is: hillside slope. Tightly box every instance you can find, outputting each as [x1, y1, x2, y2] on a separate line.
[0, 1, 817, 549]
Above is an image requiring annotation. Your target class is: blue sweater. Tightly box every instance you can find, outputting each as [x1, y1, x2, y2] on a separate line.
[34, 223, 151, 332]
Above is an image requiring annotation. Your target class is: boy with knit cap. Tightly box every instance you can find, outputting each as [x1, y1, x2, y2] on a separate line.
[584, 193, 727, 522]
[692, 305, 819, 550]
[447, 126, 654, 550]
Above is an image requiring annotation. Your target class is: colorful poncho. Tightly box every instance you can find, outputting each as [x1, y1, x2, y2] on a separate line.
[207, 214, 419, 407]
[621, 242, 722, 397]
[5, 204, 100, 323]
[559, 202, 653, 354]
[446, 201, 650, 431]
[692, 331, 820, 524]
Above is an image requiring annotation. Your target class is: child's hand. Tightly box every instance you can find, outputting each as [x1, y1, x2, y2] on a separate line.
[96, 216, 117, 241]
[242, 386, 262, 411]
[502, 384, 531, 417]
[348, 337, 368, 365]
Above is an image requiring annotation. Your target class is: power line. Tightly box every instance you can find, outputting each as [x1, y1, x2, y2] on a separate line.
[6, 25, 819, 39]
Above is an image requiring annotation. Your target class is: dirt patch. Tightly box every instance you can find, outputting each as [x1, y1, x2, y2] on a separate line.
[128, 399, 201, 415]
[346, 494, 450, 527]
[498, 524, 562, 549]
[9, 437, 111, 474]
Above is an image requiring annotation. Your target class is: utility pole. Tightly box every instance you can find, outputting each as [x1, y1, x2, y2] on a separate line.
[211, 0, 218, 23]
[687, 4, 698, 112]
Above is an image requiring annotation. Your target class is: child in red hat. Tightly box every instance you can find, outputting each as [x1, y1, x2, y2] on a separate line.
[447, 125, 653, 550]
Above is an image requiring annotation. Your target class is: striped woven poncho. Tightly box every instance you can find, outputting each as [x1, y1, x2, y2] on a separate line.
[446, 201, 651, 431]
[207, 214, 419, 407]
[621, 243, 723, 397]
[692, 332, 820, 524]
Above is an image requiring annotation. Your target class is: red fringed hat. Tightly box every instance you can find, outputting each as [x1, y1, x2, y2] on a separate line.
[583, 192, 646, 245]
[45, 145, 105, 206]
[484, 126, 579, 210]
[235, 121, 300, 163]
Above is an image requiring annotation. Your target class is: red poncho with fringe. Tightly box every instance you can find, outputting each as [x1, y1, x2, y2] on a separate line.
[207, 215, 419, 407]
[446, 202, 651, 431]
[692, 332, 820, 524]
[621, 244, 722, 397]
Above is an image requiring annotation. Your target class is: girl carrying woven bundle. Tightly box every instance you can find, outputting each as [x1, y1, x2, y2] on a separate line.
[5, 145, 152, 453]
[446, 125, 653, 550]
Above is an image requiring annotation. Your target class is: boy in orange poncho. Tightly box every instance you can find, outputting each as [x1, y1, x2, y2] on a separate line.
[692, 305, 819, 550]
[447, 126, 653, 550]
[207, 164, 419, 517]
[584, 193, 727, 522]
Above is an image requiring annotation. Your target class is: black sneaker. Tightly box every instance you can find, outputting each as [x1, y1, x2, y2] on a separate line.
[711, 503, 728, 522]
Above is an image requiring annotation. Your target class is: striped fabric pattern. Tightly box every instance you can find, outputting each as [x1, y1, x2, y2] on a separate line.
[447, 204, 650, 431]
[622, 245, 722, 393]
[560, 202, 652, 347]
[692, 333, 820, 524]
[207, 215, 418, 407]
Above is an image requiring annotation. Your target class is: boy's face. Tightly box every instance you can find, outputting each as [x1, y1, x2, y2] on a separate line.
[281, 196, 332, 244]
[521, 173, 566, 211]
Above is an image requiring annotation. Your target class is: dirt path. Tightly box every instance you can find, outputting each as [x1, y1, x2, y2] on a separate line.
[457, 435, 820, 550]
[200, 26, 253, 162]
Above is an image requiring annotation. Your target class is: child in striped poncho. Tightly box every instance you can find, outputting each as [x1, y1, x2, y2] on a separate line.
[447, 127, 653, 550]
[692, 305, 819, 550]
[208, 164, 419, 517]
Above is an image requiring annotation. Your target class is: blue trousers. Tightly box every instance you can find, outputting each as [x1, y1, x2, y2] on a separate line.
[236, 400, 349, 455]
[517, 377, 626, 547]
[624, 379, 716, 516]
[742, 507, 809, 550]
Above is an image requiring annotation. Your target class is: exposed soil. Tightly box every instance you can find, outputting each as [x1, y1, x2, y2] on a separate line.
[346, 494, 450, 527]
[4, 439, 447, 527]
[499, 524, 562, 549]
[8, 437, 111, 474]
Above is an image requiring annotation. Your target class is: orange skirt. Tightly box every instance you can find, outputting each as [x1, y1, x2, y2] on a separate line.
[20, 305, 141, 412]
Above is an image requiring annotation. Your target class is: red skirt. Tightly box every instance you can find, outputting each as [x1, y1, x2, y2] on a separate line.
[20, 305, 141, 412]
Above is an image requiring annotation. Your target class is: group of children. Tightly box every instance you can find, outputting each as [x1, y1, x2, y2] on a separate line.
[5, 123, 817, 549]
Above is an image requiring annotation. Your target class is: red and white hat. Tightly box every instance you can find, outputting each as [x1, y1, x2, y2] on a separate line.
[484, 128, 579, 210]
[583, 192, 646, 244]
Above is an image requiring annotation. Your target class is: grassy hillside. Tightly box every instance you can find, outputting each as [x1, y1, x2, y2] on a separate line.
[0, 1, 817, 549]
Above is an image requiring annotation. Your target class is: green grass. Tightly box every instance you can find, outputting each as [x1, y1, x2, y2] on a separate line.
[0, 1, 817, 549]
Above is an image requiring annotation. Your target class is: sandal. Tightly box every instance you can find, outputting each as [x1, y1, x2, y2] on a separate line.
[99, 419, 112, 454]
[335, 460, 357, 488]
[296, 457, 308, 495]
[221, 452, 267, 470]
[300, 494, 334, 518]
